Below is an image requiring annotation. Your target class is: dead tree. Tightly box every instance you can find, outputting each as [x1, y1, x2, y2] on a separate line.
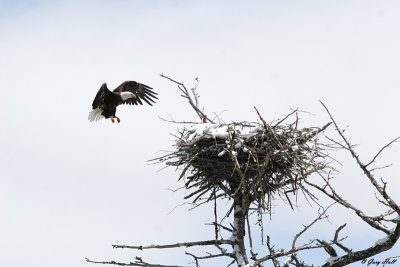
[87, 75, 400, 267]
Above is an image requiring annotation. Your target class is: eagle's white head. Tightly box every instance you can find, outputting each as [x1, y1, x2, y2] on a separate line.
[120, 92, 137, 101]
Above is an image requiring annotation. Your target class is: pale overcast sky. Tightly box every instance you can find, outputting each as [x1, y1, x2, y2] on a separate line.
[1, 1, 400, 267]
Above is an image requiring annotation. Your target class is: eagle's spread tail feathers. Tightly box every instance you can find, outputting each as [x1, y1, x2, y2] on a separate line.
[88, 108, 105, 122]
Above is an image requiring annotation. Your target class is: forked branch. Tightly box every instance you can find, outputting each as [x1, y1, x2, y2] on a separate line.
[160, 74, 213, 123]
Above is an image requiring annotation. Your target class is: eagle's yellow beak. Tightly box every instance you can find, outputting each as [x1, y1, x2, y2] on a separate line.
[132, 94, 137, 98]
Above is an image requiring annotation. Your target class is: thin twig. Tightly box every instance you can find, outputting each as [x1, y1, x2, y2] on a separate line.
[112, 239, 234, 250]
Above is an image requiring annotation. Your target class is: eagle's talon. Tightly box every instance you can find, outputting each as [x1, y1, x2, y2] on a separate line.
[111, 117, 115, 123]
[116, 117, 120, 123]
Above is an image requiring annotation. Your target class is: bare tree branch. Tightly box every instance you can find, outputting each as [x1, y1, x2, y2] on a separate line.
[365, 137, 400, 168]
[160, 74, 213, 123]
[319, 100, 400, 215]
[292, 205, 332, 250]
[86, 258, 187, 267]
[112, 239, 234, 250]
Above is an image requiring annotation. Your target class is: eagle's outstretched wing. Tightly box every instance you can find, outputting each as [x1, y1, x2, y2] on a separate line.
[113, 81, 158, 106]
[92, 83, 120, 109]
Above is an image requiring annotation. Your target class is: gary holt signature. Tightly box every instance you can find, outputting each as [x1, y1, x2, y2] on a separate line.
[361, 256, 399, 266]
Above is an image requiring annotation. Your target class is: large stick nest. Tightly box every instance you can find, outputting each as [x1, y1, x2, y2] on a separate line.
[156, 110, 332, 210]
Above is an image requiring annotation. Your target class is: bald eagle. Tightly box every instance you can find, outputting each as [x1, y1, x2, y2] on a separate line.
[88, 81, 158, 123]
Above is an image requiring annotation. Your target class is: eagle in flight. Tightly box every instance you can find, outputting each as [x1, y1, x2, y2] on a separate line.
[88, 81, 158, 123]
